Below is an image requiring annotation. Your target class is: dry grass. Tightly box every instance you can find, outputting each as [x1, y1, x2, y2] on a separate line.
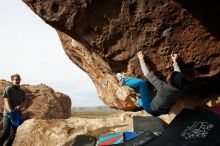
[71, 111, 115, 118]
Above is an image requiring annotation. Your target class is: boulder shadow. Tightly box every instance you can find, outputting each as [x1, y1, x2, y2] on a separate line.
[176, 0, 220, 40]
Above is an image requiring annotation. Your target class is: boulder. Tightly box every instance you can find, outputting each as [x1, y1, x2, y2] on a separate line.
[0, 80, 71, 119]
[13, 111, 147, 146]
[22, 0, 220, 111]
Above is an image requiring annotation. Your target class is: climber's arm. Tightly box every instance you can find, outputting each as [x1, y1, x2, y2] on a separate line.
[137, 51, 150, 76]
[137, 51, 165, 90]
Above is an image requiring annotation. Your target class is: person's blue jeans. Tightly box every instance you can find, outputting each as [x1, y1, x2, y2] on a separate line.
[0, 115, 17, 146]
[122, 78, 153, 113]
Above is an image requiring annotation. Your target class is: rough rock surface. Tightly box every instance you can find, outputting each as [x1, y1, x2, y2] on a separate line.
[0, 80, 71, 119]
[22, 0, 220, 110]
[13, 111, 148, 146]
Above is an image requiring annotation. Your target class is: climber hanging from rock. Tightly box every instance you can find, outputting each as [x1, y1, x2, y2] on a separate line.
[116, 51, 187, 116]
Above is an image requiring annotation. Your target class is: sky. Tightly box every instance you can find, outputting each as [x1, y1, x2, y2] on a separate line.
[0, 1, 104, 107]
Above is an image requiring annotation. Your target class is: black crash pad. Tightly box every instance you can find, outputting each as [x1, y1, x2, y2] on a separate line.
[72, 135, 96, 146]
[133, 116, 165, 133]
[145, 108, 220, 146]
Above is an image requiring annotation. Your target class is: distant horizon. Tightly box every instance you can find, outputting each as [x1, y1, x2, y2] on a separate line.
[72, 105, 109, 108]
[0, 1, 105, 107]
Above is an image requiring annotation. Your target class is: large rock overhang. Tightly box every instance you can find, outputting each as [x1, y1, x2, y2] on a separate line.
[22, 0, 220, 110]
